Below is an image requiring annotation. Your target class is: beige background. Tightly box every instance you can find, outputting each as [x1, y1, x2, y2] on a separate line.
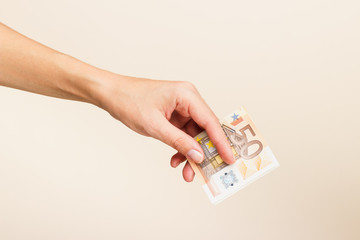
[1, 0, 359, 239]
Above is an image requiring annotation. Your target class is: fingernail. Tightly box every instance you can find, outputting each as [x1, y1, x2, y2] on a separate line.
[187, 149, 203, 163]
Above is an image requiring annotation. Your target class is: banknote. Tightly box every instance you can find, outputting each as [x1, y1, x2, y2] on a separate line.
[188, 106, 279, 204]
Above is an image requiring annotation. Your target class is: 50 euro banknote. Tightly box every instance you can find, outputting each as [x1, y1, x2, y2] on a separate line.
[188, 107, 279, 204]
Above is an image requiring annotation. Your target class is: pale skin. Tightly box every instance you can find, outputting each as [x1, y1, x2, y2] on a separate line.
[0, 23, 235, 182]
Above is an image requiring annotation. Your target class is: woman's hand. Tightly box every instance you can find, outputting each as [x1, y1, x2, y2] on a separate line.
[93, 76, 235, 182]
[0, 23, 234, 182]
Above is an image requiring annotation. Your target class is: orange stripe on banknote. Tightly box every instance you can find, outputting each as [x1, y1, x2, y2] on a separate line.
[231, 117, 243, 126]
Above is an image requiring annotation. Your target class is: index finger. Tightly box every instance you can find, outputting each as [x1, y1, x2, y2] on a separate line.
[188, 95, 235, 165]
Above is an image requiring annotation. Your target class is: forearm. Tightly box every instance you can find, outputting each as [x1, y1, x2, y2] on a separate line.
[0, 23, 109, 104]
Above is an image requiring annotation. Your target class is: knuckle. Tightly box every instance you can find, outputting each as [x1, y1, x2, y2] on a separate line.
[144, 123, 156, 137]
[201, 118, 214, 129]
[178, 81, 197, 91]
[173, 82, 198, 100]
[142, 115, 159, 137]
[172, 136, 186, 152]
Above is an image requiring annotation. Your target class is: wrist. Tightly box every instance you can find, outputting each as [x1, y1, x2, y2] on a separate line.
[54, 52, 118, 106]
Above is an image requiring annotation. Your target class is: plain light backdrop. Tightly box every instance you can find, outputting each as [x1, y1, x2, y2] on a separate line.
[0, 1, 359, 239]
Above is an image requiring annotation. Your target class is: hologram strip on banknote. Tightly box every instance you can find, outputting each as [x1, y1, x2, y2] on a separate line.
[188, 106, 279, 204]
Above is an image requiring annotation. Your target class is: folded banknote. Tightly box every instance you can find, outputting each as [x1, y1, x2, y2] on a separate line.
[188, 107, 279, 204]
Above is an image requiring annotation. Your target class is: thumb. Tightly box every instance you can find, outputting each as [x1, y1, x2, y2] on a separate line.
[153, 116, 204, 164]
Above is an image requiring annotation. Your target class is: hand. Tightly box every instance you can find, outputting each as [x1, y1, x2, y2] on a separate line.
[0, 23, 235, 182]
[93, 76, 235, 182]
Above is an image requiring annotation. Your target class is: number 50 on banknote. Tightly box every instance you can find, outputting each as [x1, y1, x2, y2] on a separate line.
[188, 107, 279, 204]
